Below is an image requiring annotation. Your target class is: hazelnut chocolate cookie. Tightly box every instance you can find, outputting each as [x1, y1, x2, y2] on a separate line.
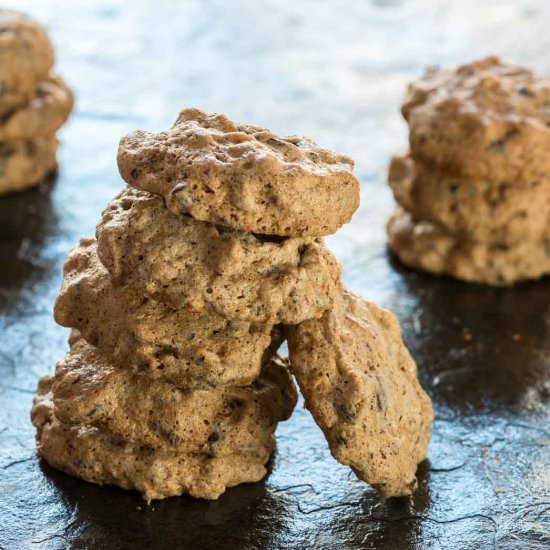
[387, 207, 550, 285]
[55, 238, 282, 387]
[117, 108, 359, 236]
[0, 73, 73, 140]
[32, 378, 275, 501]
[389, 152, 550, 244]
[0, 9, 54, 116]
[0, 136, 57, 195]
[286, 290, 433, 497]
[403, 56, 550, 182]
[96, 187, 341, 324]
[51, 334, 297, 454]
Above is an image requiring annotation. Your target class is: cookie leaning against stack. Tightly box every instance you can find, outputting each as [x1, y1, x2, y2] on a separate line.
[0, 10, 73, 195]
[387, 57, 550, 285]
[32, 108, 433, 501]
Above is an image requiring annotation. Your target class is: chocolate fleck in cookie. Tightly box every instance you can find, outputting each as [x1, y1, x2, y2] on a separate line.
[96, 188, 342, 324]
[387, 207, 550, 285]
[0, 10, 54, 117]
[32, 378, 275, 501]
[51, 334, 296, 454]
[389, 153, 550, 244]
[286, 290, 433, 497]
[55, 238, 282, 387]
[117, 108, 359, 236]
[0, 73, 73, 140]
[0, 136, 57, 196]
[403, 56, 550, 182]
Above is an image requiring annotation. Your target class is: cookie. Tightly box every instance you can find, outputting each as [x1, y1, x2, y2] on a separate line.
[0, 136, 57, 195]
[32, 378, 273, 501]
[0, 73, 73, 140]
[0, 9, 54, 116]
[286, 290, 433, 497]
[51, 334, 296, 454]
[387, 207, 550, 285]
[117, 108, 359, 236]
[96, 187, 342, 324]
[55, 238, 282, 387]
[389, 152, 550, 244]
[403, 56, 550, 182]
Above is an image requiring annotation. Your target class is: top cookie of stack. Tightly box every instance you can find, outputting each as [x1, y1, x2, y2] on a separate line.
[387, 57, 550, 285]
[0, 10, 73, 195]
[117, 108, 359, 237]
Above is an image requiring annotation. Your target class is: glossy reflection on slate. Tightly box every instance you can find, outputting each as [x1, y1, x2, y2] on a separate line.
[1, 1, 549, 549]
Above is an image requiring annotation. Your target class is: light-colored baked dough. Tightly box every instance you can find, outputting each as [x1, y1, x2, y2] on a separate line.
[0, 9, 54, 116]
[0, 73, 73, 140]
[32, 377, 276, 501]
[403, 56, 550, 182]
[117, 108, 359, 236]
[96, 187, 342, 323]
[286, 290, 433, 497]
[388, 152, 550, 244]
[55, 238, 282, 387]
[51, 334, 296, 454]
[387, 207, 550, 285]
[0, 136, 57, 196]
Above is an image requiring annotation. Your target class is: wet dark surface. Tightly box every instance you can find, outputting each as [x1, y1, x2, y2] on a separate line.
[1, 1, 549, 549]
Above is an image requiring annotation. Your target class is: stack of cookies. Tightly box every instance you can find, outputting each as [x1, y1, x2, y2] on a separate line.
[0, 10, 73, 195]
[32, 109, 433, 501]
[387, 57, 550, 285]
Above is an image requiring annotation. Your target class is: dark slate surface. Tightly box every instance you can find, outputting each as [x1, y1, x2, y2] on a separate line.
[1, 1, 549, 548]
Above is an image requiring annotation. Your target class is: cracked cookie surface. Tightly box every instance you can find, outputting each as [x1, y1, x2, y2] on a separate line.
[387, 207, 550, 285]
[117, 108, 359, 236]
[50, 334, 296, 454]
[286, 290, 433, 497]
[403, 56, 550, 182]
[55, 238, 282, 387]
[32, 377, 276, 501]
[96, 187, 341, 324]
[389, 152, 550, 244]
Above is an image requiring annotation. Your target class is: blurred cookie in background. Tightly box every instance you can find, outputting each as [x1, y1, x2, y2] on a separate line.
[0, 9, 73, 196]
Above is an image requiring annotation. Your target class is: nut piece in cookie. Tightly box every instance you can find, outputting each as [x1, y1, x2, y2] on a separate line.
[55, 238, 283, 387]
[0, 137, 57, 196]
[51, 334, 297, 455]
[386, 207, 550, 286]
[96, 187, 342, 324]
[286, 290, 433, 497]
[31, 377, 277, 501]
[388, 152, 550, 244]
[117, 108, 360, 236]
[0, 9, 54, 116]
[402, 56, 550, 182]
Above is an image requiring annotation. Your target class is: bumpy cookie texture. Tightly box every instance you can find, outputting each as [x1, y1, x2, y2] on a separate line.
[0, 74, 73, 140]
[55, 238, 282, 387]
[51, 334, 296, 454]
[0, 136, 57, 195]
[387, 207, 550, 285]
[32, 378, 273, 501]
[117, 108, 359, 236]
[0, 10, 54, 116]
[286, 290, 433, 497]
[389, 153, 550, 244]
[403, 56, 550, 181]
[96, 188, 341, 323]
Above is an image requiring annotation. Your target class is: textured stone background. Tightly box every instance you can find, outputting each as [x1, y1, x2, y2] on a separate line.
[0, 1, 549, 548]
